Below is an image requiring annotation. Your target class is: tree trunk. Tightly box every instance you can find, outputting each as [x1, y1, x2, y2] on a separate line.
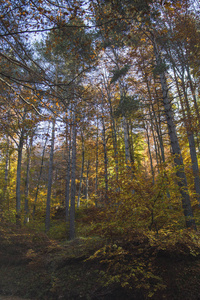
[101, 103, 108, 202]
[65, 120, 71, 225]
[145, 122, 155, 184]
[32, 127, 49, 218]
[103, 75, 119, 183]
[122, 116, 131, 167]
[95, 116, 99, 207]
[85, 160, 90, 207]
[16, 127, 25, 226]
[174, 69, 200, 205]
[186, 65, 200, 123]
[153, 40, 196, 229]
[77, 130, 85, 209]
[3, 135, 10, 205]
[24, 133, 34, 224]
[45, 119, 55, 232]
[69, 110, 77, 240]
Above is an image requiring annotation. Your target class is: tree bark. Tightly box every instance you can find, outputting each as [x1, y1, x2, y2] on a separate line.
[45, 119, 55, 232]
[174, 68, 200, 205]
[3, 135, 10, 205]
[77, 130, 85, 209]
[24, 133, 34, 224]
[145, 122, 155, 184]
[65, 120, 71, 225]
[153, 39, 196, 229]
[16, 126, 25, 226]
[69, 109, 77, 240]
[95, 116, 99, 207]
[100, 95, 108, 202]
[85, 160, 90, 207]
[32, 127, 49, 218]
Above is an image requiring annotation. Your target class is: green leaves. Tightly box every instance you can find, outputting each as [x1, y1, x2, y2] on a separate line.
[110, 64, 130, 84]
[152, 62, 169, 76]
[114, 95, 140, 117]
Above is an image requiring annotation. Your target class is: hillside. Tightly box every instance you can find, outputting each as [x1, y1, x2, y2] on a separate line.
[1, 211, 200, 300]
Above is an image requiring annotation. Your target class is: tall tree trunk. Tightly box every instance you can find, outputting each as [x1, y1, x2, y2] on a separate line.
[16, 127, 25, 226]
[95, 116, 99, 207]
[85, 160, 90, 207]
[3, 135, 10, 205]
[77, 130, 85, 209]
[100, 95, 109, 203]
[103, 75, 119, 183]
[122, 116, 131, 167]
[146, 75, 166, 163]
[112, 48, 131, 170]
[144, 122, 155, 184]
[32, 127, 49, 218]
[153, 39, 196, 229]
[149, 107, 160, 167]
[24, 133, 34, 224]
[69, 110, 77, 240]
[65, 120, 71, 225]
[174, 69, 200, 205]
[45, 119, 55, 232]
[186, 65, 200, 123]
[128, 121, 135, 166]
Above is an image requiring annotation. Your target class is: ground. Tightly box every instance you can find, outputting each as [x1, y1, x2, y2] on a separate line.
[1, 215, 200, 300]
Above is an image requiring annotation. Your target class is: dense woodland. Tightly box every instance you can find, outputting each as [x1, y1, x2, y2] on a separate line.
[1, 1, 200, 299]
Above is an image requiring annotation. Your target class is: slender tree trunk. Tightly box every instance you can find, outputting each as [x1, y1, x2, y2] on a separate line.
[174, 69, 200, 205]
[69, 110, 77, 240]
[24, 134, 34, 224]
[95, 116, 99, 207]
[152, 98, 165, 163]
[112, 48, 131, 170]
[16, 127, 25, 226]
[101, 110, 108, 202]
[45, 119, 55, 232]
[77, 130, 85, 209]
[149, 107, 160, 167]
[147, 76, 166, 163]
[186, 65, 200, 123]
[3, 135, 10, 205]
[144, 67, 165, 164]
[103, 76, 119, 182]
[85, 160, 90, 207]
[153, 40, 196, 229]
[32, 127, 49, 218]
[122, 116, 131, 166]
[65, 121, 71, 225]
[145, 122, 155, 184]
[128, 121, 135, 166]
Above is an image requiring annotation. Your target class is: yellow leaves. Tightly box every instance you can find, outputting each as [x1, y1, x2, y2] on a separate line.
[26, 249, 37, 259]
[161, 29, 168, 35]
[164, 2, 175, 12]
[176, 2, 182, 9]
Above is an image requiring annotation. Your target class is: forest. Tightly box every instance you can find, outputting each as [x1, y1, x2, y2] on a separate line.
[1, 0, 200, 299]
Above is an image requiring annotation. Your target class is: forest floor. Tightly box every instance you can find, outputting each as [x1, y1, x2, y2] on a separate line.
[1, 209, 200, 300]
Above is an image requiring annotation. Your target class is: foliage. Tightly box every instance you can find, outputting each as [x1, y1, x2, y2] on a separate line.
[110, 64, 131, 84]
[88, 238, 166, 298]
[0, 0, 200, 298]
[114, 95, 140, 118]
